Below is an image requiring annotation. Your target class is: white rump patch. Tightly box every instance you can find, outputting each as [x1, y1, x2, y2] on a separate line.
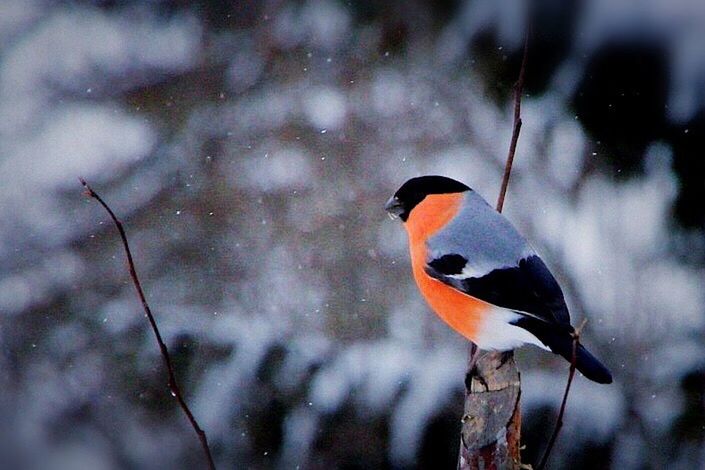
[473, 307, 548, 352]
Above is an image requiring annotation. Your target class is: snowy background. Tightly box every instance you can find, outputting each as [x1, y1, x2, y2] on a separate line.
[1, 1, 704, 469]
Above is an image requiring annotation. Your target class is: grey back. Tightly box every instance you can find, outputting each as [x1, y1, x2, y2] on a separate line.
[426, 191, 533, 279]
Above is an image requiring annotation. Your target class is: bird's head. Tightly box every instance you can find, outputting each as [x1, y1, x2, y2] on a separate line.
[385, 175, 471, 222]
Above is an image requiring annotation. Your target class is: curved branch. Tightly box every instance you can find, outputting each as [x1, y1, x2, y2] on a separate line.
[80, 178, 217, 470]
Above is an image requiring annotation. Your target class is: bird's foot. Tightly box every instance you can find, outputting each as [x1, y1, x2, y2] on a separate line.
[496, 351, 513, 370]
[465, 364, 489, 391]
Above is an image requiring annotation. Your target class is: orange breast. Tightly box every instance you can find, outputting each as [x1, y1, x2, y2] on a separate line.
[405, 193, 490, 341]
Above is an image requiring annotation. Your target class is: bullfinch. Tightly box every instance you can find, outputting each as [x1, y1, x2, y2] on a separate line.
[385, 175, 612, 384]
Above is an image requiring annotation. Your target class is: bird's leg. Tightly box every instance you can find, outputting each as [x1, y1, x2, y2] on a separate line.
[465, 343, 488, 391]
[496, 350, 513, 370]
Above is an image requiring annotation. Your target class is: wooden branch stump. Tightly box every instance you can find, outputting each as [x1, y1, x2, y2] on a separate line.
[458, 353, 522, 470]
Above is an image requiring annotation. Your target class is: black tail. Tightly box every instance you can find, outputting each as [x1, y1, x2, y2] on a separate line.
[515, 318, 613, 384]
[566, 342, 613, 384]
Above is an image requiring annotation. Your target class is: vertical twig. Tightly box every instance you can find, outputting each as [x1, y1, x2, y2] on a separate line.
[496, 27, 530, 214]
[537, 319, 587, 470]
[80, 178, 217, 470]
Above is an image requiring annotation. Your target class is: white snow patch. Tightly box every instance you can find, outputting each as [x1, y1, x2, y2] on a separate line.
[227, 50, 265, 93]
[359, 342, 415, 413]
[651, 339, 705, 383]
[0, 251, 84, 317]
[0, 9, 200, 135]
[309, 340, 415, 415]
[371, 70, 407, 117]
[0, 0, 42, 44]
[640, 262, 705, 334]
[389, 347, 465, 466]
[302, 0, 351, 49]
[303, 87, 347, 130]
[100, 298, 143, 335]
[0, 275, 32, 316]
[547, 118, 586, 189]
[271, 0, 351, 50]
[193, 315, 279, 437]
[4, 104, 155, 192]
[522, 370, 624, 444]
[278, 406, 319, 468]
[239, 146, 313, 192]
[275, 335, 331, 393]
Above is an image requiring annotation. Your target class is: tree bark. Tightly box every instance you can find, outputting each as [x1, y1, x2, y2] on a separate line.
[458, 351, 522, 470]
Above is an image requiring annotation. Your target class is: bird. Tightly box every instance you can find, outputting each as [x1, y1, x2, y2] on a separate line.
[385, 175, 612, 384]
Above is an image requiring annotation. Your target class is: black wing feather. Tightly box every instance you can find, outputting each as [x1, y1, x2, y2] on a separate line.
[425, 254, 571, 327]
[427, 254, 467, 275]
[425, 250, 612, 383]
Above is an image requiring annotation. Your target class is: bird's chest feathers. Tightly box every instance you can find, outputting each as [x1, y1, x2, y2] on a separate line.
[404, 194, 486, 339]
[405, 193, 462, 242]
[405, 193, 462, 277]
[405, 193, 463, 271]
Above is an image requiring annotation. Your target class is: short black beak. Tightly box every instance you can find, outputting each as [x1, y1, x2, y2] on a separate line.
[384, 196, 404, 219]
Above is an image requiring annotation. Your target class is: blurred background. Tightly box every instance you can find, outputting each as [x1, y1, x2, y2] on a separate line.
[1, 0, 704, 468]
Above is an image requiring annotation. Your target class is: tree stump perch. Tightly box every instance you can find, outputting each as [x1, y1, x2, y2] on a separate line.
[458, 352, 522, 469]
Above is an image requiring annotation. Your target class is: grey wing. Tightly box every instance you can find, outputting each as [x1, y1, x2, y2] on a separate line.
[425, 191, 571, 326]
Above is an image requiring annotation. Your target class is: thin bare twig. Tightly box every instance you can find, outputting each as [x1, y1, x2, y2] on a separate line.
[80, 178, 216, 470]
[496, 27, 530, 214]
[537, 319, 588, 470]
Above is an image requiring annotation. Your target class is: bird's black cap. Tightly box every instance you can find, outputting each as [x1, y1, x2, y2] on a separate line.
[385, 175, 471, 221]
